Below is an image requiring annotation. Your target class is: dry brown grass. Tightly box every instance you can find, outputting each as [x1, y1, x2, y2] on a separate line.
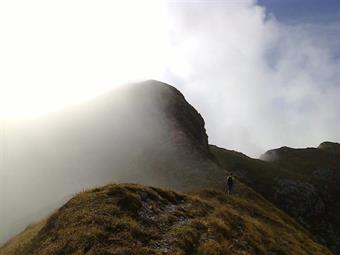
[0, 220, 46, 255]
[0, 183, 332, 255]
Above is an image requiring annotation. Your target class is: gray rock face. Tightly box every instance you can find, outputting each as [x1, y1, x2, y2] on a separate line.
[274, 178, 325, 221]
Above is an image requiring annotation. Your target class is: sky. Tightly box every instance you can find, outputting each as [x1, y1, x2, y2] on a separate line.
[258, 0, 340, 23]
[164, 0, 340, 156]
[0, 0, 339, 157]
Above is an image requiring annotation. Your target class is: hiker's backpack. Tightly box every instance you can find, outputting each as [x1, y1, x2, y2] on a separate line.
[227, 176, 233, 186]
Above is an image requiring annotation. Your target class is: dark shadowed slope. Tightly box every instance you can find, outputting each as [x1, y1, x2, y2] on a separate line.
[211, 142, 340, 253]
[0, 183, 332, 255]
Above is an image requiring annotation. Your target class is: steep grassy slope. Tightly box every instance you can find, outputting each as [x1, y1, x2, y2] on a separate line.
[0, 183, 331, 255]
[211, 143, 340, 253]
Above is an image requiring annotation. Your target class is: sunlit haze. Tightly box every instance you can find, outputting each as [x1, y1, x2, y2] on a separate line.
[0, 0, 340, 249]
[0, 0, 169, 117]
[0, 0, 340, 255]
[0, 0, 339, 155]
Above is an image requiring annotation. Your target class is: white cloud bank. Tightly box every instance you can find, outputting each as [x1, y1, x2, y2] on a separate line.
[0, 0, 339, 156]
[164, 0, 340, 157]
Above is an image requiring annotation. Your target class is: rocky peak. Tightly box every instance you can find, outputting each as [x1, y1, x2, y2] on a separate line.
[134, 80, 209, 154]
[318, 141, 340, 154]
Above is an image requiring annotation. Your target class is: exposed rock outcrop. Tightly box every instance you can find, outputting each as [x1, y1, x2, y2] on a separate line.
[274, 178, 325, 221]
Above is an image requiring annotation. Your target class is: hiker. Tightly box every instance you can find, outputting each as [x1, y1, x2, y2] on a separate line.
[226, 172, 234, 195]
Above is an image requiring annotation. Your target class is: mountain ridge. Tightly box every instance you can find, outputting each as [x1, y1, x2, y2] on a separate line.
[211, 142, 340, 253]
[0, 183, 332, 255]
[0, 80, 224, 244]
[0, 80, 336, 254]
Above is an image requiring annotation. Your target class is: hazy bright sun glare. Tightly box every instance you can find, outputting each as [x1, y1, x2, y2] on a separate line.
[0, 0, 169, 117]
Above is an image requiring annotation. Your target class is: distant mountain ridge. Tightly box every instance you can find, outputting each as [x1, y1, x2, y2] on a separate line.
[0, 80, 336, 254]
[212, 141, 340, 253]
[318, 141, 340, 154]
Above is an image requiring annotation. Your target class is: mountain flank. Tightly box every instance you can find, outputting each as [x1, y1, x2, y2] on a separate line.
[0, 183, 331, 255]
[0, 80, 335, 254]
[0, 80, 224, 244]
[211, 142, 340, 253]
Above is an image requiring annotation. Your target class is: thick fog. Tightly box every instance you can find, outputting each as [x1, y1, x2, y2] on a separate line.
[1, 0, 339, 157]
[0, 83, 176, 243]
[0, 81, 223, 244]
